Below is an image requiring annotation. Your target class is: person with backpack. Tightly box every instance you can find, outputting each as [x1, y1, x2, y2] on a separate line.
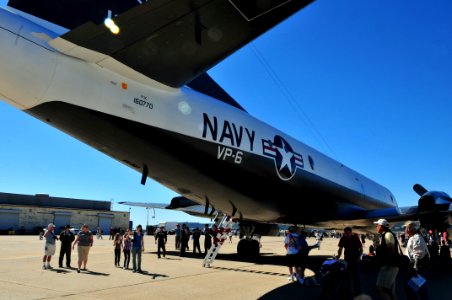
[374, 219, 399, 300]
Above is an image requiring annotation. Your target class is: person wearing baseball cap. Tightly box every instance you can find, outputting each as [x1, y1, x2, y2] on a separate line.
[374, 219, 399, 300]
[374, 219, 389, 227]
[42, 223, 58, 270]
[58, 224, 75, 268]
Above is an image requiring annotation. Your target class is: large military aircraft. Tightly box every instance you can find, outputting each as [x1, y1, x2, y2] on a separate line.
[0, 0, 450, 256]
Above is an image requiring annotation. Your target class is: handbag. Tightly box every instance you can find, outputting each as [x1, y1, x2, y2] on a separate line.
[396, 241, 410, 269]
[396, 253, 410, 269]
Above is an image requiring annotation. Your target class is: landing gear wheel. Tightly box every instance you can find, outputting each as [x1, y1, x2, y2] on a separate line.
[237, 239, 260, 257]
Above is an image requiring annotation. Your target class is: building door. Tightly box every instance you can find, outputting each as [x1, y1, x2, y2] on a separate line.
[98, 214, 114, 235]
[53, 212, 72, 233]
[0, 209, 20, 231]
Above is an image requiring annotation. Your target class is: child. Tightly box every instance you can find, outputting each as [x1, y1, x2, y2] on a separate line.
[113, 233, 123, 267]
[123, 229, 132, 269]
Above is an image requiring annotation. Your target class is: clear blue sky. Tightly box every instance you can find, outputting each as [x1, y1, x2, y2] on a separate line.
[1, 0, 451, 227]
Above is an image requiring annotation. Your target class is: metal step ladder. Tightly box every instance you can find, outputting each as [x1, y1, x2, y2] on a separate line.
[202, 214, 234, 267]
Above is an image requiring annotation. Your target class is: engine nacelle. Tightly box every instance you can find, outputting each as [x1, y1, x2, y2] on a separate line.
[415, 187, 452, 232]
[168, 196, 199, 209]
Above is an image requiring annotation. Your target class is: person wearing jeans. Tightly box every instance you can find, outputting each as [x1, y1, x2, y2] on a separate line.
[131, 225, 144, 273]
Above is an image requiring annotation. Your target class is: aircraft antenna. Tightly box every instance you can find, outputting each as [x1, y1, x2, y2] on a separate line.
[249, 43, 337, 158]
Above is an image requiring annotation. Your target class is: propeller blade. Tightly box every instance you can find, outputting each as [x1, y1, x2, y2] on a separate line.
[413, 184, 428, 196]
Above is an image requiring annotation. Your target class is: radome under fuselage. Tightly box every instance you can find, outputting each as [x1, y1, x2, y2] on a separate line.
[0, 7, 397, 225]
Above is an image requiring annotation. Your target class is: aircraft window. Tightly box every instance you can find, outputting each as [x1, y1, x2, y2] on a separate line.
[308, 155, 314, 170]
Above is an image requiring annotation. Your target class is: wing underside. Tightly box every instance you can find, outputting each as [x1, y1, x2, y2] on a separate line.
[119, 197, 209, 218]
[8, 0, 315, 88]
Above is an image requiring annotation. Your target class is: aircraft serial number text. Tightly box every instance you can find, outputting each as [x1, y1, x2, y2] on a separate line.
[133, 97, 153, 109]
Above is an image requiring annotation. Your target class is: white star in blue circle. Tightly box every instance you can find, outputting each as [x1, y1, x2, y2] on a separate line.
[276, 140, 294, 173]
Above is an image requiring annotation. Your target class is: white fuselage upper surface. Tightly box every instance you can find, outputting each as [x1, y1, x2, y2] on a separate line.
[0, 7, 398, 222]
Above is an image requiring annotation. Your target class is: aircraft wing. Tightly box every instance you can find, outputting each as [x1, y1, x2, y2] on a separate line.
[118, 197, 215, 218]
[120, 197, 451, 235]
[9, 0, 315, 88]
[118, 202, 169, 209]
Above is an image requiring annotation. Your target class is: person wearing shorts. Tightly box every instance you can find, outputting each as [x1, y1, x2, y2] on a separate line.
[72, 224, 93, 273]
[284, 227, 299, 282]
[42, 223, 58, 269]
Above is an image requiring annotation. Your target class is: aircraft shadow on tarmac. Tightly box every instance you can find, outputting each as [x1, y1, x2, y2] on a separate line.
[214, 252, 329, 270]
[258, 258, 452, 300]
[209, 265, 287, 278]
[150, 250, 207, 259]
[153, 250, 328, 270]
[157, 251, 451, 299]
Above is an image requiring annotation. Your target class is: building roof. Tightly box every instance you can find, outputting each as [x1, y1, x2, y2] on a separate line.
[0, 192, 111, 211]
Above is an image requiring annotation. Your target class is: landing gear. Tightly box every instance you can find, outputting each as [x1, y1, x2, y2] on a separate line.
[237, 223, 261, 257]
[237, 238, 260, 257]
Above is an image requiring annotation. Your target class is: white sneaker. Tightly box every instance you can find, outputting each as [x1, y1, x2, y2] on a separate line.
[42, 265, 46, 270]
[287, 275, 293, 282]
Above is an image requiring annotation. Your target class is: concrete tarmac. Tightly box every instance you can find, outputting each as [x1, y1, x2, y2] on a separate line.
[0, 235, 450, 299]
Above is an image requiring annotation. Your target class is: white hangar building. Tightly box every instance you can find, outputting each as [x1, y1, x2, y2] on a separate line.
[0, 192, 129, 234]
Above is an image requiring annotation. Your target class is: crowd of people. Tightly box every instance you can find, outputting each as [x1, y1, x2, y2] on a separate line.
[283, 219, 450, 299]
[41, 219, 450, 299]
[41, 223, 223, 273]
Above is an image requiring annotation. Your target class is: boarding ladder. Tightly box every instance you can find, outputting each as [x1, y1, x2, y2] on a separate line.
[202, 214, 235, 267]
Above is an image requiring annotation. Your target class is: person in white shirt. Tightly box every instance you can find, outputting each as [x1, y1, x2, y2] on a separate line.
[404, 221, 430, 300]
[284, 227, 299, 282]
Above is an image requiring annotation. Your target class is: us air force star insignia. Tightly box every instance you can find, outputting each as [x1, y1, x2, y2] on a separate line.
[262, 135, 304, 181]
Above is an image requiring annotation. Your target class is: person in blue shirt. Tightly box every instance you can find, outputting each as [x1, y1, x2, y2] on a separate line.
[131, 225, 145, 273]
[42, 223, 58, 269]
